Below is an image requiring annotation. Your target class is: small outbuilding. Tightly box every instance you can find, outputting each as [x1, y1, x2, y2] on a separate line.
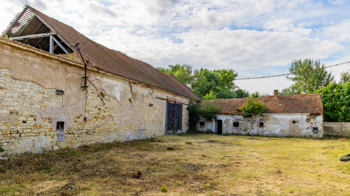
[197, 90, 324, 137]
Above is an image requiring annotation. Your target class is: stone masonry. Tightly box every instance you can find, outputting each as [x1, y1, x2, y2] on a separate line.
[0, 38, 190, 155]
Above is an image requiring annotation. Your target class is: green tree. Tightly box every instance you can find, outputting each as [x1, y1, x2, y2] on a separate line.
[315, 83, 342, 122]
[157, 64, 194, 86]
[213, 69, 238, 90]
[159, 65, 240, 99]
[280, 85, 302, 95]
[340, 71, 350, 84]
[203, 91, 217, 100]
[287, 59, 334, 94]
[339, 82, 350, 122]
[234, 89, 249, 98]
[250, 91, 260, 97]
[216, 89, 237, 99]
[192, 69, 222, 97]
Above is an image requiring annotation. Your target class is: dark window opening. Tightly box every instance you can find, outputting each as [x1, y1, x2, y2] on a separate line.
[312, 127, 319, 134]
[259, 122, 264, 127]
[83, 117, 87, 122]
[149, 103, 153, 107]
[200, 122, 205, 126]
[57, 121, 65, 132]
[55, 90, 64, 95]
[22, 121, 27, 123]
[233, 122, 239, 127]
[293, 121, 299, 124]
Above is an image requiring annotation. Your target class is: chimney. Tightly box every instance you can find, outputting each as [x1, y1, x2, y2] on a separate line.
[274, 90, 278, 97]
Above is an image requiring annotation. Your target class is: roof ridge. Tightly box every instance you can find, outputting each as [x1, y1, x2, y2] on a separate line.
[168, 73, 202, 100]
[4, 5, 201, 101]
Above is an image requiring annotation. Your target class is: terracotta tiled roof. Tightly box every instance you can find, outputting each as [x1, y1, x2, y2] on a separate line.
[28, 6, 201, 101]
[207, 94, 323, 115]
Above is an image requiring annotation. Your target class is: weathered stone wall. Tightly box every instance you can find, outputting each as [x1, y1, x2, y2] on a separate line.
[0, 39, 190, 155]
[324, 122, 350, 136]
[197, 113, 323, 137]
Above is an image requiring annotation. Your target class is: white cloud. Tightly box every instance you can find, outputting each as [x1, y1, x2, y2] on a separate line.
[1, 0, 350, 93]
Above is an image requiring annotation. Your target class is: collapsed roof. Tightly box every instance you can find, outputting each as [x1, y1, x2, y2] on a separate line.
[2, 5, 201, 101]
[206, 94, 323, 115]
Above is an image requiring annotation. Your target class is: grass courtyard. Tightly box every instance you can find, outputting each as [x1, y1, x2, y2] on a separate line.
[1, 134, 350, 195]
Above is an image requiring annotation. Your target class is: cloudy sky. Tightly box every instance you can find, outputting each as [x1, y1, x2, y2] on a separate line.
[1, 0, 350, 94]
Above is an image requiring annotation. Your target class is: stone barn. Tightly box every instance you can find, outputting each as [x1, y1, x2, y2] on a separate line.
[0, 5, 200, 155]
[197, 90, 324, 137]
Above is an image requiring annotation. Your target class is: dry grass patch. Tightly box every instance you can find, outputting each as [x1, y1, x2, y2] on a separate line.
[1, 135, 350, 195]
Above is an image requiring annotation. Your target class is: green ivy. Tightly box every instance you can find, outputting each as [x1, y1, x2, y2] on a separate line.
[187, 99, 221, 132]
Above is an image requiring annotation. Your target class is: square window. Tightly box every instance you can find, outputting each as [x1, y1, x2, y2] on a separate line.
[57, 121, 65, 132]
[293, 121, 299, 124]
[233, 122, 239, 127]
[200, 122, 205, 126]
[312, 127, 319, 134]
[260, 122, 264, 127]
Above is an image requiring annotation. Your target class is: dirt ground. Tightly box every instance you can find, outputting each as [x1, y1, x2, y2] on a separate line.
[1, 134, 350, 195]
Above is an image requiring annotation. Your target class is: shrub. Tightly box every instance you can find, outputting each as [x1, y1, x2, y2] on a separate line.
[187, 99, 201, 132]
[0, 147, 4, 153]
[239, 98, 268, 117]
[161, 185, 167, 192]
[199, 101, 221, 121]
[187, 99, 222, 132]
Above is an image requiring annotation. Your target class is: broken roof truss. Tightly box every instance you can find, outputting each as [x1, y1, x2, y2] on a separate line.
[1, 5, 74, 54]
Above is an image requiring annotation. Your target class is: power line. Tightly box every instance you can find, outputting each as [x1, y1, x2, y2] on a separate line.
[196, 61, 350, 81]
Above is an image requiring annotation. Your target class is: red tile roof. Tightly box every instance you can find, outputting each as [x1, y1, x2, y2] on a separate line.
[28, 6, 201, 101]
[207, 94, 323, 115]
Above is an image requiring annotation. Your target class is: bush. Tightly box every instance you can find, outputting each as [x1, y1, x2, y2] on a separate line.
[187, 99, 201, 132]
[0, 147, 4, 153]
[161, 185, 167, 192]
[199, 101, 221, 121]
[239, 98, 268, 117]
[187, 99, 222, 132]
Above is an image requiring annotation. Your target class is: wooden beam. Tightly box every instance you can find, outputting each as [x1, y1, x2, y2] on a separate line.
[52, 36, 69, 54]
[32, 37, 45, 48]
[11, 32, 56, 41]
[49, 35, 54, 53]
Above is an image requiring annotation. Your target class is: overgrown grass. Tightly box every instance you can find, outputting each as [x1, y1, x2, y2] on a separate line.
[1, 135, 350, 195]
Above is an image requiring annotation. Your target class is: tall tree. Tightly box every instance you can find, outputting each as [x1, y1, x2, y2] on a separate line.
[157, 64, 194, 86]
[286, 59, 334, 94]
[314, 83, 342, 122]
[192, 69, 222, 97]
[340, 71, 350, 84]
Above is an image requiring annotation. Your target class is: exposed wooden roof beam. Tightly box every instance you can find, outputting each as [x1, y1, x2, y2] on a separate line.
[11, 32, 56, 41]
[52, 36, 69, 54]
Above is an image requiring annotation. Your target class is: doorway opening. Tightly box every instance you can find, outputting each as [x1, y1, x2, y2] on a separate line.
[217, 120, 223, 135]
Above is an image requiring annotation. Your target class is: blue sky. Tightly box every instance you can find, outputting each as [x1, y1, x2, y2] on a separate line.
[1, 0, 350, 94]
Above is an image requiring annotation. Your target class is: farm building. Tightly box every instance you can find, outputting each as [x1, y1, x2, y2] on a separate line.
[0, 5, 200, 154]
[197, 90, 324, 137]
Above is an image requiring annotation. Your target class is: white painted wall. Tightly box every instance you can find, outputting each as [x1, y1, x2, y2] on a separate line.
[197, 113, 323, 137]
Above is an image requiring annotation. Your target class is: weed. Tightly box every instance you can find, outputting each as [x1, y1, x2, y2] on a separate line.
[161, 185, 167, 192]
[0, 166, 5, 173]
[0, 147, 4, 153]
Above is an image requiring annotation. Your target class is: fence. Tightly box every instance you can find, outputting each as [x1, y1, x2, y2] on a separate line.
[323, 122, 350, 136]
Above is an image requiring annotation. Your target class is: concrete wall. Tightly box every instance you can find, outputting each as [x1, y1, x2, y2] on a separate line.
[0, 39, 190, 155]
[197, 113, 323, 137]
[324, 122, 350, 136]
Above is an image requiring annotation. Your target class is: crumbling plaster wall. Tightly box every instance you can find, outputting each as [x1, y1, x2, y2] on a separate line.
[197, 113, 323, 137]
[0, 41, 190, 155]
